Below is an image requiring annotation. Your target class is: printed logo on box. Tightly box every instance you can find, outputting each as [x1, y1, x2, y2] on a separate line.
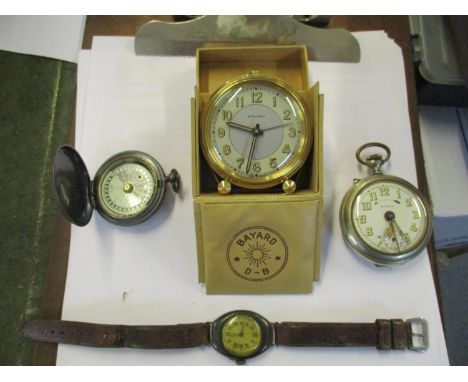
[226, 226, 288, 281]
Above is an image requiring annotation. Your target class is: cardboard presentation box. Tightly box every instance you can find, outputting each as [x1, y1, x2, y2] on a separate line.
[192, 45, 324, 294]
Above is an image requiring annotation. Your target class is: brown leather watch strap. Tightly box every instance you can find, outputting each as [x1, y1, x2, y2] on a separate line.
[274, 319, 409, 350]
[23, 320, 211, 349]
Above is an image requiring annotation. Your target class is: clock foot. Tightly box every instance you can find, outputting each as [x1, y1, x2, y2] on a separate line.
[218, 180, 231, 195]
[282, 179, 296, 194]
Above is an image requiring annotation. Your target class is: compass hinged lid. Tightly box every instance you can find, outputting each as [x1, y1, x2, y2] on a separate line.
[53, 145, 94, 226]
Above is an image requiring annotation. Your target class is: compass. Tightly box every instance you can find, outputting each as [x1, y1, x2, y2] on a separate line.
[53, 145, 180, 226]
[340, 142, 433, 266]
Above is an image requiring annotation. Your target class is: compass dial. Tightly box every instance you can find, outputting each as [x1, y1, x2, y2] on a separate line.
[98, 162, 157, 218]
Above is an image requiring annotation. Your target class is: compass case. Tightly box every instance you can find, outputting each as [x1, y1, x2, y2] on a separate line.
[53, 145, 94, 226]
[192, 46, 324, 294]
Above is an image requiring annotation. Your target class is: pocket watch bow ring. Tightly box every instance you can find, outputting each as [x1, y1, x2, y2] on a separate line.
[200, 74, 313, 194]
[340, 142, 433, 266]
[53, 145, 180, 226]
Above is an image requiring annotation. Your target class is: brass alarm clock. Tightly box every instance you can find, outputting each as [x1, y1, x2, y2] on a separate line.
[200, 73, 313, 194]
[340, 143, 433, 266]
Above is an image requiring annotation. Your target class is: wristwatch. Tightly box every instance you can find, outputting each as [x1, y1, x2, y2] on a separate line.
[23, 310, 428, 364]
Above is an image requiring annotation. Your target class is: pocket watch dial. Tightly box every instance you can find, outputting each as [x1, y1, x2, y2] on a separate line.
[351, 181, 429, 255]
[201, 76, 312, 189]
[98, 162, 157, 219]
[221, 314, 262, 358]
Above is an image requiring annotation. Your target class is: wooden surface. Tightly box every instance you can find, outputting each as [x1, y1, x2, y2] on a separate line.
[35, 15, 441, 365]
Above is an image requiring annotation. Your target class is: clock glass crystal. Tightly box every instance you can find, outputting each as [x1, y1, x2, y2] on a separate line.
[351, 180, 429, 255]
[201, 74, 312, 190]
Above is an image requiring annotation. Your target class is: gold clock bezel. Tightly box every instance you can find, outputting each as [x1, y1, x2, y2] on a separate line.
[340, 174, 433, 266]
[200, 74, 313, 190]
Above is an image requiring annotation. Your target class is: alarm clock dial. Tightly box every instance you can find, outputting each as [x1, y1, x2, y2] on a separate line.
[351, 180, 429, 255]
[202, 76, 311, 189]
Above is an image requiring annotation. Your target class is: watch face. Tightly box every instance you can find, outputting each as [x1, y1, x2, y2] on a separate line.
[212, 310, 272, 363]
[201, 75, 312, 189]
[341, 176, 432, 265]
[221, 314, 262, 358]
[95, 152, 166, 225]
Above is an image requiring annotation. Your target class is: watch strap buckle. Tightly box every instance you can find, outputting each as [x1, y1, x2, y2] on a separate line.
[406, 317, 429, 352]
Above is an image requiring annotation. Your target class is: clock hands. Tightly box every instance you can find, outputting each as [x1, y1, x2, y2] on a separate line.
[225, 120, 292, 175]
[226, 121, 256, 133]
[261, 122, 293, 131]
[388, 219, 401, 254]
[245, 124, 262, 174]
[393, 219, 411, 246]
[226, 121, 292, 134]
[384, 210, 411, 254]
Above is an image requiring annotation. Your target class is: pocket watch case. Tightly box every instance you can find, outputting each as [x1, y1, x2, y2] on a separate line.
[53, 145, 180, 226]
[192, 45, 324, 294]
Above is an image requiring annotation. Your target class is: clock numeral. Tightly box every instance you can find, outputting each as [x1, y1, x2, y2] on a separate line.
[282, 144, 291, 154]
[236, 157, 245, 169]
[397, 189, 402, 199]
[359, 215, 367, 224]
[223, 145, 231, 155]
[413, 210, 420, 219]
[369, 192, 378, 201]
[272, 96, 277, 107]
[253, 162, 261, 173]
[406, 198, 412, 207]
[366, 227, 374, 236]
[288, 127, 296, 138]
[222, 110, 233, 121]
[362, 202, 372, 211]
[269, 157, 277, 168]
[403, 233, 411, 244]
[283, 110, 291, 120]
[410, 223, 418, 232]
[217, 127, 225, 138]
[380, 185, 390, 196]
[244, 267, 252, 275]
[262, 268, 270, 275]
[235, 96, 244, 108]
[251, 91, 263, 104]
